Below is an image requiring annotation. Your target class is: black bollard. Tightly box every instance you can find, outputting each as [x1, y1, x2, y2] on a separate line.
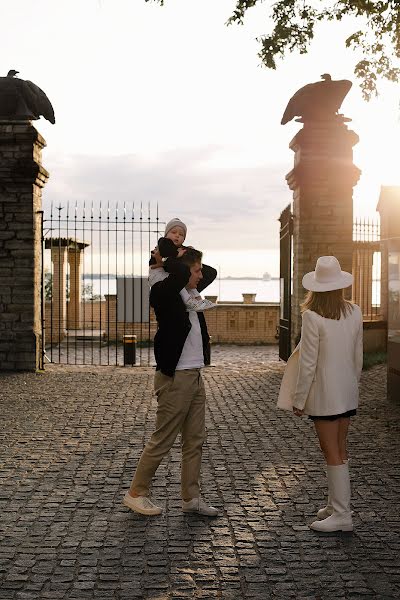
[123, 335, 137, 366]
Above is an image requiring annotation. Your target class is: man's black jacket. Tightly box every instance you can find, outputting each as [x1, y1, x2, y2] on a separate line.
[150, 257, 217, 376]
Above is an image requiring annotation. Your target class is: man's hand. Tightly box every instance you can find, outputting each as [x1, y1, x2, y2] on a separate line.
[293, 407, 304, 417]
[150, 247, 163, 269]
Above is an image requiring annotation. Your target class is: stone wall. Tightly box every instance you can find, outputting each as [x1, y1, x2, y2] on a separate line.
[44, 297, 280, 345]
[0, 122, 48, 370]
[377, 185, 400, 398]
[104, 296, 279, 344]
[44, 296, 381, 352]
[205, 302, 279, 344]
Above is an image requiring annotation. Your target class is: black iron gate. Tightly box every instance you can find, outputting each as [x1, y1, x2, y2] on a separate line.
[279, 204, 293, 361]
[41, 201, 163, 367]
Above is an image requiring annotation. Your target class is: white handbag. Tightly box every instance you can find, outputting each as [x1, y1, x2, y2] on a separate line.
[277, 344, 300, 411]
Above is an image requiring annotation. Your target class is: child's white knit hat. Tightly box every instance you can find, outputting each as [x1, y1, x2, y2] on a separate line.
[164, 218, 187, 239]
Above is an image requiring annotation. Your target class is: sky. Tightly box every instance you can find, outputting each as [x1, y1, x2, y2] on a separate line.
[2, 0, 400, 277]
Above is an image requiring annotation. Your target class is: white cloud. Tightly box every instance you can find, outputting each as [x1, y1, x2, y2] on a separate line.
[4, 0, 400, 281]
[43, 148, 290, 258]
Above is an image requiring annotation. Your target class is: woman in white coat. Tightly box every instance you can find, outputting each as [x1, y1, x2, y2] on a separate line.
[278, 256, 363, 533]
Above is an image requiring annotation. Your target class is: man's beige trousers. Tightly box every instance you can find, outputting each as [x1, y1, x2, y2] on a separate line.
[130, 368, 206, 500]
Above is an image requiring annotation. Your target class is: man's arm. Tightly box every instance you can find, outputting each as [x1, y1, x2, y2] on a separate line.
[197, 264, 217, 293]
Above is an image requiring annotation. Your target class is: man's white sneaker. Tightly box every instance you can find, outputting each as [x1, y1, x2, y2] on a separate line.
[122, 492, 162, 516]
[182, 497, 219, 517]
[185, 298, 216, 312]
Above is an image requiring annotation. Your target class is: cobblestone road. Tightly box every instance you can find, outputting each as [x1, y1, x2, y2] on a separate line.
[0, 346, 399, 599]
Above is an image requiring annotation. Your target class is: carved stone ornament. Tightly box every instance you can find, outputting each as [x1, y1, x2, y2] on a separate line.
[281, 74, 352, 125]
[0, 69, 55, 123]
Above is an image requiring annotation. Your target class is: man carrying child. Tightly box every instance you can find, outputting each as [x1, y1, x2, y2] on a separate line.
[123, 220, 219, 517]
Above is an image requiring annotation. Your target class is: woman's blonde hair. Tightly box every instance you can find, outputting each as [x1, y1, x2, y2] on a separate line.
[300, 288, 354, 320]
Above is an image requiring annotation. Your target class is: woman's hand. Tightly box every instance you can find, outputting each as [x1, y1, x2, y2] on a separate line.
[293, 407, 304, 417]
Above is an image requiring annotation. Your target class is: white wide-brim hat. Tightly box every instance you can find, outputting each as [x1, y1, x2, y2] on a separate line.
[302, 256, 353, 292]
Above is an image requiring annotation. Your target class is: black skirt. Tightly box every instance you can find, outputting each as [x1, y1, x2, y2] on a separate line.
[308, 409, 357, 422]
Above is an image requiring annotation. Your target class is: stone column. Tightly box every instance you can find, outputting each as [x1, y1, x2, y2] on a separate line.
[286, 115, 361, 347]
[50, 245, 67, 341]
[68, 248, 83, 329]
[0, 121, 49, 370]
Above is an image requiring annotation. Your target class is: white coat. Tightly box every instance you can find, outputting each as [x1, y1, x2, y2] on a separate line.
[277, 305, 363, 416]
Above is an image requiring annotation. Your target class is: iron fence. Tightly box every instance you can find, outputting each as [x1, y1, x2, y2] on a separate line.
[42, 201, 163, 366]
[352, 214, 382, 321]
[42, 205, 384, 367]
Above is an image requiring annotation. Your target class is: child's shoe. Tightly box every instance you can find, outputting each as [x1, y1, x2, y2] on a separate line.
[186, 298, 216, 312]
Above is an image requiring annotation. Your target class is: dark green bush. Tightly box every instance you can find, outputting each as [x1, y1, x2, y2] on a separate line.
[363, 351, 387, 371]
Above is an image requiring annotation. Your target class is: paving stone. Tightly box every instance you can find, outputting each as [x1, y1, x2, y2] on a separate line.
[0, 354, 398, 599]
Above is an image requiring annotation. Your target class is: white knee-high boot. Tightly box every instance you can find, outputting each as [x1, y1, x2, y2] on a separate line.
[317, 459, 349, 520]
[311, 463, 353, 532]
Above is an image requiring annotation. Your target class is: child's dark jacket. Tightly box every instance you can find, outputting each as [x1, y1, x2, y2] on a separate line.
[149, 237, 180, 266]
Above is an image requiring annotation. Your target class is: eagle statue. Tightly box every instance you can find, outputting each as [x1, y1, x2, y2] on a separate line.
[0, 69, 55, 124]
[281, 74, 352, 125]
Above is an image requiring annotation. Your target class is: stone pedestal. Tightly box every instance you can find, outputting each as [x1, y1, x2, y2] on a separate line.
[0, 121, 49, 370]
[286, 116, 361, 347]
[242, 293, 257, 304]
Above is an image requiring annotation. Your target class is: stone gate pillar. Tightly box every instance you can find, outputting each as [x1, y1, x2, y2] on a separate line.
[286, 115, 361, 347]
[0, 121, 49, 371]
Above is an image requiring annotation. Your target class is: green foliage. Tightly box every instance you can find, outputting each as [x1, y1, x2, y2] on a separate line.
[146, 0, 400, 100]
[362, 350, 387, 370]
[44, 271, 101, 302]
[82, 284, 102, 302]
[44, 269, 52, 301]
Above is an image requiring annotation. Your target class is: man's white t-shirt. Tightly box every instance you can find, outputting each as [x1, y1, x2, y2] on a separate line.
[176, 289, 204, 370]
[148, 271, 204, 370]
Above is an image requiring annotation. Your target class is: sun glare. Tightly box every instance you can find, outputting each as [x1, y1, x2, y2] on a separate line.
[353, 118, 400, 216]
[358, 125, 400, 182]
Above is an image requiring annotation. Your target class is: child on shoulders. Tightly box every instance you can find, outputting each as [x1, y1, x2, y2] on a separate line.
[149, 218, 216, 312]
